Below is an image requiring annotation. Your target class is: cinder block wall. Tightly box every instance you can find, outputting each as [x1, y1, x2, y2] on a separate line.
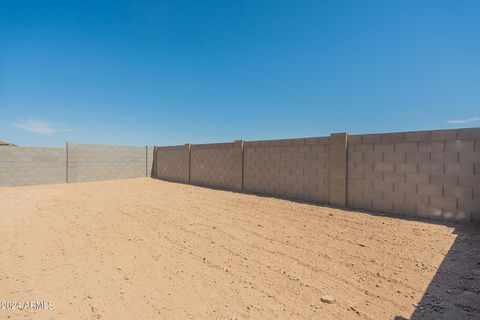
[190, 142, 243, 190]
[146, 146, 155, 177]
[155, 144, 191, 183]
[0, 147, 66, 187]
[243, 137, 330, 203]
[0, 143, 155, 187]
[153, 127, 479, 223]
[347, 128, 480, 222]
[67, 143, 148, 183]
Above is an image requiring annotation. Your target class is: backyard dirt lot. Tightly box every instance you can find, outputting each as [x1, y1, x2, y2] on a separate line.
[0, 178, 479, 320]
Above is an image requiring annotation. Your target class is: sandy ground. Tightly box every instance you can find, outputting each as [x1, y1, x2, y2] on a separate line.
[0, 178, 479, 320]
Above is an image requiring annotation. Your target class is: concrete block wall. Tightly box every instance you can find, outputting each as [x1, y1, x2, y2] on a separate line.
[147, 146, 155, 177]
[67, 143, 148, 183]
[2, 128, 477, 223]
[155, 144, 191, 183]
[153, 127, 479, 223]
[0, 146, 66, 187]
[243, 137, 330, 203]
[347, 128, 480, 222]
[190, 142, 243, 190]
[0, 143, 155, 187]
[329, 133, 348, 206]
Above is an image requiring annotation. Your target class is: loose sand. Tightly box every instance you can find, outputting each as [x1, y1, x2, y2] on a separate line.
[0, 178, 479, 319]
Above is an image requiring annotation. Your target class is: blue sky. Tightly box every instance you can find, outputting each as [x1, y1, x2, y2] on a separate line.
[1, 0, 479, 147]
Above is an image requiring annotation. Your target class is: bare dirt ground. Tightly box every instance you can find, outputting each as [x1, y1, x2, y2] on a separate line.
[0, 178, 479, 320]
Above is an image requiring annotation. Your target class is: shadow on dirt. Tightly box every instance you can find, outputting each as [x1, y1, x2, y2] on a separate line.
[395, 222, 480, 320]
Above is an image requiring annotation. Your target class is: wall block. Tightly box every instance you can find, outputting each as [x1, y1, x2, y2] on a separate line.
[329, 133, 348, 206]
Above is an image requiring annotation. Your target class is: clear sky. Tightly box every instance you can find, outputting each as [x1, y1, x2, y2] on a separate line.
[1, 0, 479, 147]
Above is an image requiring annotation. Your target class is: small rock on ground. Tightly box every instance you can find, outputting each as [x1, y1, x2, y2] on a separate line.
[321, 295, 335, 304]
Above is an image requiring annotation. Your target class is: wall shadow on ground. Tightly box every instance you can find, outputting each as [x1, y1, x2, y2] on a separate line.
[394, 222, 480, 320]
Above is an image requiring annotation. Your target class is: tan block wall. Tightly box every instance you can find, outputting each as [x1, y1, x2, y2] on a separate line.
[155, 144, 190, 183]
[329, 133, 348, 206]
[347, 128, 480, 222]
[243, 137, 330, 203]
[190, 142, 241, 190]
